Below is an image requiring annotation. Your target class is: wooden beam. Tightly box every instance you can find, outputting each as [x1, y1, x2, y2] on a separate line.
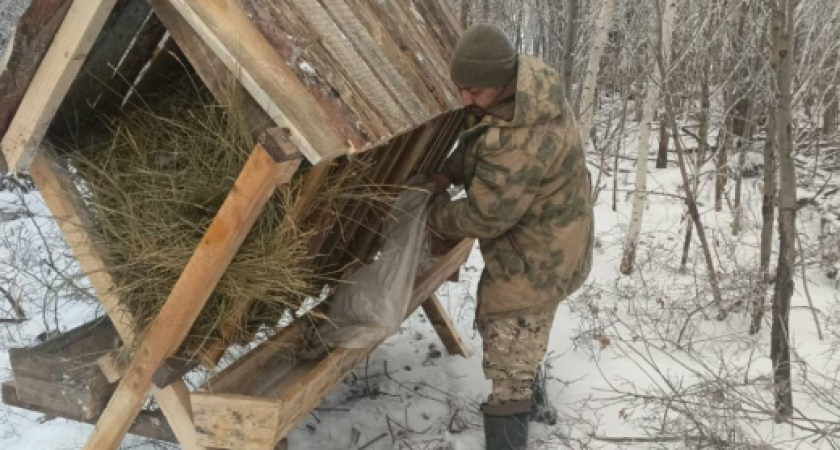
[81, 142, 301, 450]
[422, 294, 473, 358]
[28, 148, 205, 450]
[191, 239, 474, 448]
[1, 0, 118, 173]
[164, 0, 348, 164]
[2, 382, 177, 443]
[30, 148, 135, 341]
[0, 0, 73, 166]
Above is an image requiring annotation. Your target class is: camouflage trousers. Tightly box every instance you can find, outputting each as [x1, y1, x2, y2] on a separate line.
[478, 304, 558, 405]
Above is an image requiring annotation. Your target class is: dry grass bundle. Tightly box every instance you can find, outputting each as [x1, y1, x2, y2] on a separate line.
[66, 84, 389, 358]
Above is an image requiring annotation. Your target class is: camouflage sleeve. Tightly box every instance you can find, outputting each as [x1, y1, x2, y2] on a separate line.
[439, 143, 465, 186]
[428, 142, 545, 239]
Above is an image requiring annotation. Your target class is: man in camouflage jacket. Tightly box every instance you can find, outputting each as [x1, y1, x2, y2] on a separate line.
[427, 23, 594, 450]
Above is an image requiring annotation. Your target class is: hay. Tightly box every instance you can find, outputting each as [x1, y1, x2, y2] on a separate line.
[66, 83, 389, 358]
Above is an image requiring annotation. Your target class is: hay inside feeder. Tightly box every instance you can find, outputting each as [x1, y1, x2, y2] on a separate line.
[65, 84, 390, 359]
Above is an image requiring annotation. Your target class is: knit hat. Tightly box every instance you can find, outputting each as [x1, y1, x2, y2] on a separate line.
[450, 24, 517, 88]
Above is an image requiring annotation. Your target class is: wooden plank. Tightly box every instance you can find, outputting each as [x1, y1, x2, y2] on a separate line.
[13, 375, 108, 421]
[165, 0, 348, 164]
[0, 0, 73, 170]
[268, 238, 474, 443]
[191, 239, 474, 448]
[28, 148, 205, 450]
[202, 162, 332, 368]
[2, 382, 177, 443]
[29, 148, 136, 342]
[421, 294, 473, 358]
[81, 143, 301, 450]
[0, 0, 118, 173]
[192, 394, 280, 450]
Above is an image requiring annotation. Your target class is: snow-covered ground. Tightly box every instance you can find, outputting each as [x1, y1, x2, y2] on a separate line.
[2, 108, 839, 449]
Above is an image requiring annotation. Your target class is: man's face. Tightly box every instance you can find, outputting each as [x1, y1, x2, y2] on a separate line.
[458, 86, 502, 116]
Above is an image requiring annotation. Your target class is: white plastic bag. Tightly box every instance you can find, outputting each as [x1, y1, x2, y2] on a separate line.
[317, 175, 434, 349]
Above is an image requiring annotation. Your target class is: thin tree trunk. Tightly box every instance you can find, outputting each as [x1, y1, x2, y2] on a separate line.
[620, 0, 677, 275]
[613, 96, 629, 212]
[825, 85, 838, 134]
[579, 0, 618, 148]
[656, 114, 669, 168]
[770, 0, 796, 421]
[460, 0, 470, 28]
[661, 76, 724, 315]
[682, 56, 711, 270]
[732, 102, 755, 235]
[714, 117, 730, 212]
[564, 0, 579, 100]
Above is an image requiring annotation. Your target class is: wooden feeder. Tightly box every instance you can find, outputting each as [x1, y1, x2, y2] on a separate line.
[0, 1, 474, 448]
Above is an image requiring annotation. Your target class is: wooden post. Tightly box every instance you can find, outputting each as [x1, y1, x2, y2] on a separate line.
[1, 0, 118, 173]
[81, 142, 301, 450]
[421, 294, 473, 358]
[28, 148, 205, 450]
[191, 239, 475, 448]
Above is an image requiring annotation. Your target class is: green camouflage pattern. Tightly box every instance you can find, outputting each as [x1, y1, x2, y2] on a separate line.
[478, 304, 557, 404]
[429, 55, 594, 319]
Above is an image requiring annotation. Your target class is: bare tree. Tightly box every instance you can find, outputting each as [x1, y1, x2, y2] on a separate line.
[621, 0, 677, 275]
[579, 0, 618, 149]
[563, 0, 580, 98]
[769, 0, 796, 421]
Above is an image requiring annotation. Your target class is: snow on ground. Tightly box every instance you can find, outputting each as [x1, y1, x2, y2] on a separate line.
[0, 77, 838, 448]
[2, 115, 839, 449]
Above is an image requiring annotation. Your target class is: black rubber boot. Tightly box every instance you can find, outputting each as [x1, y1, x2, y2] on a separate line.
[483, 400, 531, 450]
[530, 364, 558, 425]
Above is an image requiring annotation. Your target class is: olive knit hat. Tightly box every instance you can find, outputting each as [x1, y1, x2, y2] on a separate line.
[450, 23, 517, 88]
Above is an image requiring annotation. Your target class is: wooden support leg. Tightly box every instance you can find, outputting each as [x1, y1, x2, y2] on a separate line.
[29, 149, 205, 450]
[81, 142, 301, 450]
[422, 294, 473, 358]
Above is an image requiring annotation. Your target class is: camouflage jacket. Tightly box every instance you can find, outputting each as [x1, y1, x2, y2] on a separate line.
[428, 55, 594, 320]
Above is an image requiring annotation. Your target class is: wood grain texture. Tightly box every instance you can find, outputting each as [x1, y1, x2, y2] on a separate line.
[191, 239, 474, 448]
[422, 294, 473, 358]
[2, 382, 177, 443]
[165, 0, 346, 164]
[29, 148, 205, 450]
[1, 0, 118, 172]
[0, 0, 73, 172]
[81, 144, 299, 450]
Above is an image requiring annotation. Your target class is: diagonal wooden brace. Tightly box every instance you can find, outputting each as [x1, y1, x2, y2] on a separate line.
[81, 141, 301, 450]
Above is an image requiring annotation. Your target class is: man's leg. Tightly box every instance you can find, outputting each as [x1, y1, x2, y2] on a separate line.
[478, 304, 557, 449]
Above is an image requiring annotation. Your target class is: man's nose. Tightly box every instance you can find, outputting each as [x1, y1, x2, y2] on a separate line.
[459, 90, 473, 106]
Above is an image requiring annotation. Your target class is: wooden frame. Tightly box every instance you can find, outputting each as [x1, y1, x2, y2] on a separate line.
[1, 1, 471, 448]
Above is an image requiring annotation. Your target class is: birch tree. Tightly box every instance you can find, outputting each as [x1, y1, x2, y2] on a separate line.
[620, 0, 677, 275]
[578, 0, 617, 149]
[770, 0, 796, 420]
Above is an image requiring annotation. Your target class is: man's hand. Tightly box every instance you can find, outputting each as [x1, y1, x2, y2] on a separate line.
[429, 172, 451, 194]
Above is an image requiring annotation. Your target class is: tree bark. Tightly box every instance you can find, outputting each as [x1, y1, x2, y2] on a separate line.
[579, 0, 618, 148]
[656, 114, 669, 168]
[660, 66, 724, 314]
[460, 0, 470, 28]
[770, 0, 796, 421]
[681, 52, 711, 271]
[620, 0, 677, 275]
[825, 85, 838, 134]
[564, 0, 580, 100]
[732, 101, 755, 235]
[714, 117, 730, 212]
[483, 0, 491, 22]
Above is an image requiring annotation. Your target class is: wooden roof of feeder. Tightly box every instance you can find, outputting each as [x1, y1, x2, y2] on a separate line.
[0, 1, 472, 449]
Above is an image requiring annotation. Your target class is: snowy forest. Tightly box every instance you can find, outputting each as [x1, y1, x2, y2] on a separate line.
[2, 0, 840, 448]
